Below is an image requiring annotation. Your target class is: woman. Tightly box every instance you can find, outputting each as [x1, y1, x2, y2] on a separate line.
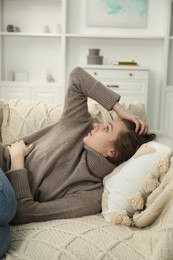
[3, 67, 155, 225]
[0, 168, 17, 257]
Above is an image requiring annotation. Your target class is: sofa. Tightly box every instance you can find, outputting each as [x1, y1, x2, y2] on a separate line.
[0, 98, 173, 260]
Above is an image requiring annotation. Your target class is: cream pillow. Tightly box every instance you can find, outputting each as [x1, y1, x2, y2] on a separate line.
[88, 100, 146, 123]
[1, 99, 64, 144]
[102, 141, 172, 227]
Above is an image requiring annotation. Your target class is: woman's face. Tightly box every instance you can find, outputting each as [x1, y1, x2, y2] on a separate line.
[83, 121, 128, 157]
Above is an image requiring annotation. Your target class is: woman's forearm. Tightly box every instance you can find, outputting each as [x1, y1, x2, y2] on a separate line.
[10, 154, 25, 170]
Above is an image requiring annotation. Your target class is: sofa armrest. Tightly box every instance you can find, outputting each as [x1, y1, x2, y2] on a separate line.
[0, 99, 7, 143]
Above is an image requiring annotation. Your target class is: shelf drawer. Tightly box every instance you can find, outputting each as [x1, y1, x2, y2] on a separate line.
[105, 81, 147, 93]
[31, 87, 63, 105]
[119, 95, 147, 105]
[0, 86, 30, 100]
[84, 68, 149, 81]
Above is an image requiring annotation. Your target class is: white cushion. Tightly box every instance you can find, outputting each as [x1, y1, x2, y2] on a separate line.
[102, 141, 172, 226]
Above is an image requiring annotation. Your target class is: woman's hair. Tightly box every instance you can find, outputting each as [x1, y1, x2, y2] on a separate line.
[107, 119, 156, 166]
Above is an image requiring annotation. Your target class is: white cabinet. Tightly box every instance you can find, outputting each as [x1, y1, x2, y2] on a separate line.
[0, 0, 64, 81]
[83, 66, 149, 110]
[0, 85, 30, 100]
[0, 82, 63, 104]
[31, 85, 63, 104]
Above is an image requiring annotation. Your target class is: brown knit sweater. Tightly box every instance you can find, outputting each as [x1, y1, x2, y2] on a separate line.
[5, 67, 120, 224]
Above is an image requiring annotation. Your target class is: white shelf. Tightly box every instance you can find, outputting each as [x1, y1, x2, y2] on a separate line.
[1, 32, 62, 38]
[1, 32, 164, 40]
[0, 81, 64, 88]
[81, 65, 149, 71]
[66, 34, 165, 40]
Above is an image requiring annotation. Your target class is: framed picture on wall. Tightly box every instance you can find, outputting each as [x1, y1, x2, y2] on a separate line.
[85, 0, 149, 28]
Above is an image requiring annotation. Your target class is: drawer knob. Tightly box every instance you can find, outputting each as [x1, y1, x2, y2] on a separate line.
[107, 85, 119, 88]
[94, 72, 97, 75]
[129, 73, 133, 76]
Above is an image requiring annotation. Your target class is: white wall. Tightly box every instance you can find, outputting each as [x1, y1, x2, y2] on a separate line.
[67, 0, 166, 36]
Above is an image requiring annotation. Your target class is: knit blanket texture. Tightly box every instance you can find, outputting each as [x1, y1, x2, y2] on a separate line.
[4, 156, 173, 260]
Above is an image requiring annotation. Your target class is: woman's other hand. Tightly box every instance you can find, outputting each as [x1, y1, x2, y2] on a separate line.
[7, 140, 34, 170]
[7, 140, 34, 158]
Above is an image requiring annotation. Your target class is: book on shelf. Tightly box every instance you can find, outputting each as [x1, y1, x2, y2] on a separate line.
[114, 60, 139, 66]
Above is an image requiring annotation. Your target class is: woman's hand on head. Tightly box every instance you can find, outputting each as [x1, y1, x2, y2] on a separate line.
[7, 140, 35, 158]
[113, 102, 148, 135]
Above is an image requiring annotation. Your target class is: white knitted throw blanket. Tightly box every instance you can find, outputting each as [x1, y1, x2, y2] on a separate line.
[1, 98, 172, 259]
[4, 156, 173, 260]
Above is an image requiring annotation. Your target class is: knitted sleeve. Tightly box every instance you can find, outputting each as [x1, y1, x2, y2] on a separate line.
[6, 169, 102, 224]
[62, 67, 120, 120]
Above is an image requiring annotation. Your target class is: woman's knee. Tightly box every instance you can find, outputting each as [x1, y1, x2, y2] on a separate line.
[0, 169, 17, 225]
[0, 225, 11, 257]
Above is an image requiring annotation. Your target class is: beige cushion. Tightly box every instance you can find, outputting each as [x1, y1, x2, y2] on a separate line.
[1, 99, 64, 144]
[88, 101, 146, 123]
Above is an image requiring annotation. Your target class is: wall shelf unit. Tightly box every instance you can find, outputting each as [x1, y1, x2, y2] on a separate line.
[0, 0, 65, 104]
[0, 0, 170, 131]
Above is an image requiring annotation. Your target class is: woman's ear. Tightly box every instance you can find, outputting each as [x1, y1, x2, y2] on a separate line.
[107, 149, 117, 158]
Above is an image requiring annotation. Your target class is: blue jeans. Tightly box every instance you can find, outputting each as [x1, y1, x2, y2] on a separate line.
[0, 169, 17, 257]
